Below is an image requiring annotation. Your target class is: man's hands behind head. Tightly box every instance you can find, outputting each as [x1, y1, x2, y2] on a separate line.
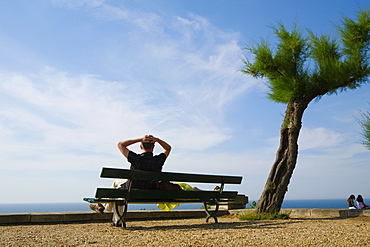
[142, 135, 157, 143]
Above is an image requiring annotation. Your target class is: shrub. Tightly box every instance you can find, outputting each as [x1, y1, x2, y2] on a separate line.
[246, 201, 257, 209]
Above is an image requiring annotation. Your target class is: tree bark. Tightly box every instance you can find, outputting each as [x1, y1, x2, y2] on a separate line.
[256, 100, 308, 213]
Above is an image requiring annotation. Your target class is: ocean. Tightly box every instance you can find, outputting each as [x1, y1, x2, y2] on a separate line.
[0, 199, 347, 214]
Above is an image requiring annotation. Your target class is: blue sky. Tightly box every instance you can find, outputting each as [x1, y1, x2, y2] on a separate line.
[1, 0, 369, 204]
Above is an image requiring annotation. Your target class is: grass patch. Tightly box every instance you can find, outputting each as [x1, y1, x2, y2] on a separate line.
[239, 211, 290, 221]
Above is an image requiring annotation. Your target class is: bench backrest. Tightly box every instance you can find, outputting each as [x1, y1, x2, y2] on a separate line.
[100, 167, 242, 184]
[95, 188, 238, 201]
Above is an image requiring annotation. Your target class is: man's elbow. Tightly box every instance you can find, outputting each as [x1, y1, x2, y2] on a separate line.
[117, 142, 125, 150]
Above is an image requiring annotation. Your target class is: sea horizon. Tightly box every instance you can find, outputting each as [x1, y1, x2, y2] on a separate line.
[0, 199, 348, 214]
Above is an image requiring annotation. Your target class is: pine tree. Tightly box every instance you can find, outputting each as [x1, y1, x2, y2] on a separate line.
[359, 104, 370, 150]
[242, 9, 370, 213]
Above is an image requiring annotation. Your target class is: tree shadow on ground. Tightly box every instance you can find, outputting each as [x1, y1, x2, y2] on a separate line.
[125, 219, 302, 231]
[124, 215, 369, 231]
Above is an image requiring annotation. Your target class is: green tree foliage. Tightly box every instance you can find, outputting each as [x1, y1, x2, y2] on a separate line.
[242, 9, 370, 213]
[358, 104, 370, 150]
[244, 10, 370, 104]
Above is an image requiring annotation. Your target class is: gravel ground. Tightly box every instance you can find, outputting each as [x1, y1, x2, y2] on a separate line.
[1, 215, 370, 246]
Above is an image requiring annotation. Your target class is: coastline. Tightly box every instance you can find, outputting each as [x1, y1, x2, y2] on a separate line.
[0, 199, 349, 214]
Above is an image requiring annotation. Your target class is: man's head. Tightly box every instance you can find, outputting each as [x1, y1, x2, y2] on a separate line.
[141, 142, 154, 152]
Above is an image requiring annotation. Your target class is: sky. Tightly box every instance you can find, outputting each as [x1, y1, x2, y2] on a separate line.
[1, 0, 370, 204]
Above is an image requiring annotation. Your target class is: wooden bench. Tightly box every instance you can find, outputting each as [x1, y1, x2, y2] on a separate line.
[83, 167, 243, 228]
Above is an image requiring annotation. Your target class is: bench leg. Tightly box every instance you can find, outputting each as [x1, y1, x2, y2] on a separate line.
[112, 202, 128, 228]
[204, 202, 219, 223]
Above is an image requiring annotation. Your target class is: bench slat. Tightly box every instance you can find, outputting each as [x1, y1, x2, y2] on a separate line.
[100, 168, 242, 184]
[95, 188, 238, 201]
[84, 197, 234, 204]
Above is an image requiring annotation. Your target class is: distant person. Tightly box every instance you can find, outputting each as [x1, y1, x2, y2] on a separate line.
[89, 135, 172, 214]
[356, 195, 370, 209]
[347, 194, 357, 209]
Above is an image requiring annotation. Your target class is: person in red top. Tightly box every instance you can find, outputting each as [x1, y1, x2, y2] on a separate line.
[356, 195, 370, 209]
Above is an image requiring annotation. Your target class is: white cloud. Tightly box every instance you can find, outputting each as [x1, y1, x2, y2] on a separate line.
[53, 0, 161, 32]
[266, 126, 364, 163]
[52, 0, 105, 10]
[298, 127, 345, 151]
[1, 2, 263, 175]
[0, 60, 251, 171]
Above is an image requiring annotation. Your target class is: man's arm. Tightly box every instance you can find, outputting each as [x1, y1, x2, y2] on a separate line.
[153, 137, 171, 157]
[143, 135, 172, 157]
[117, 137, 143, 158]
[117, 135, 172, 158]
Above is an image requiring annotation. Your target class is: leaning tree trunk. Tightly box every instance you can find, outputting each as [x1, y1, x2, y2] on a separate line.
[256, 100, 308, 213]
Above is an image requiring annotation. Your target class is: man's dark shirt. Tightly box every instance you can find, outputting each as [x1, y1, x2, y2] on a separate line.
[122, 151, 167, 189]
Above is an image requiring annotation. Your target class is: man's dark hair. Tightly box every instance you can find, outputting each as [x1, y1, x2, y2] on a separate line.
[142, 142, 154, 150]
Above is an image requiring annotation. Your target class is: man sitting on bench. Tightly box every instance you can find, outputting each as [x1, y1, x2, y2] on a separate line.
[89, 134, 172, 214]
